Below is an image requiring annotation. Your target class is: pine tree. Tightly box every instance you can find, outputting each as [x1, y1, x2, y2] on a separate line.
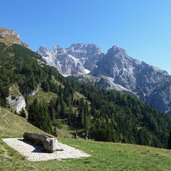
[28, 99, 52, 133]
[49, 100, 56, 121]
[168, 132, 171, 149]
[28, 98, 39, 125]
[60, 99, 66, 117]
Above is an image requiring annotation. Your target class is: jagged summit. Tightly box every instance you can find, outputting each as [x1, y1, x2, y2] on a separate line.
[37, 43, 104, 76]
[67, 43, 103, 53]
[108, 45, 127, 55]
[0, 28, 18, 35]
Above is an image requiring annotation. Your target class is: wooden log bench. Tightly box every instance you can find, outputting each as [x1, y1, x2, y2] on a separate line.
[23, 132, 63, 153]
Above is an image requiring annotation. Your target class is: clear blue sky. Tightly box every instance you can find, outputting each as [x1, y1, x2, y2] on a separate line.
[1, 0, 171, 73]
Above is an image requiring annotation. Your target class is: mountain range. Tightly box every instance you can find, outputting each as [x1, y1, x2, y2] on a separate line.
[38, 44, 171, 114]
[1, 28, 171, 148]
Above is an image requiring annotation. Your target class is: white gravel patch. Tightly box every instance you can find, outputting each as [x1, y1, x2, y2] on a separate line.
[2, 138, 90, 161]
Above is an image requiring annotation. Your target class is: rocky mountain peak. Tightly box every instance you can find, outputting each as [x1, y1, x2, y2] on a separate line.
[37, 43, 104, 76]
[52, 45, 66, 55]
[105, 45, 137, 66]
[38, 46, 48, 51]
[108, 45, 126, 55]
[37, 46, 52, 58]
[0, 28, 27, 47]
[0, 28, 19, 37]
[66, 43, 103, 58]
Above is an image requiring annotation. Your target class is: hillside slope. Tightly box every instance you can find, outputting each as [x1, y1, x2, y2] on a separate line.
[0, 107, 45, 138]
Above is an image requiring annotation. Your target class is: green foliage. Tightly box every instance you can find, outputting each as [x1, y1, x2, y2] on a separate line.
[75, 82, 171, 148]
[28, 99, 53, 134]
[168, 132, 171, 149]
[0, 80, 9, 107]
[0, 43, 47, 95]
[20, 109, 27, 118]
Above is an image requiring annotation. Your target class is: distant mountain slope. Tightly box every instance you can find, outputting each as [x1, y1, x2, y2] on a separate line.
[93, 45, 171, 114]
[71, 74, 136, 96]
[38, 44, 171, 114]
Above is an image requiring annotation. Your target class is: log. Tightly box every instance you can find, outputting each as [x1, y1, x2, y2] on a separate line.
[23, 132, 63, 152]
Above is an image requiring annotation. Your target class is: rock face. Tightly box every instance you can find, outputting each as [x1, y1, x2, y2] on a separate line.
[38, 44, 171, 114]
[23, 132, 63, 153]
[0, 28, 27, 46]
[66, 44, 104, 71]
[93, 46, 139, 90]
[93, 45, 171, 113]
[37, 44, 103, 76]
[6, 95, 26, 113]
[0, 28, 19, 37]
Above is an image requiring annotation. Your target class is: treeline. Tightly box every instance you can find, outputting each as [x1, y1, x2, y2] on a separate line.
[0, 42, 171, 148]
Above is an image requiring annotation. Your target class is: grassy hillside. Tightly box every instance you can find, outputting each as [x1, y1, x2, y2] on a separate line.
[0, 137, 171, 171]
[0, 105, 75, 138]
[0, 107, 45, 138]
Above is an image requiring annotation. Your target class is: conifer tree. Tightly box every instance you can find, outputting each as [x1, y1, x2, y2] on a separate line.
[168, 132, 171, 149]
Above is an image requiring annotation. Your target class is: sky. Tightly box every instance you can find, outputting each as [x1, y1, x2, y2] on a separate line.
[1, 0, 171, 74]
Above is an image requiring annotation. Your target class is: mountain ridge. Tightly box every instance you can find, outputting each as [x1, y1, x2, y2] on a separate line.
[38, 43, 171, 114]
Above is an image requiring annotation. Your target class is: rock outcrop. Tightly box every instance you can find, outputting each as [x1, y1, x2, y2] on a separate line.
[6, 95, 26, 113]
[6, 85, 26, 113]
[0, 28, 28, 47]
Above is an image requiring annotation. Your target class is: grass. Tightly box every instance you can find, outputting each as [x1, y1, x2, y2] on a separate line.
[0, 107, 171, 171]
[51, 76, 64, 88]
[73, 91, 87, 100]
[73, 91, 91, 106]
[9, 84, 21, 96]
[0, 107, 45, 138]
[56, 119, 75, 138]
[0, 137, 171, 171]
[27, 87, 57, 105]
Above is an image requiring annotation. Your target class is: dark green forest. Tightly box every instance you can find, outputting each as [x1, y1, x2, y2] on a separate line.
[0, 42, 171, 148]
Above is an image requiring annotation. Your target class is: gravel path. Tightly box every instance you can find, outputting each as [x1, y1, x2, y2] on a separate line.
[2, 138, 90, 161]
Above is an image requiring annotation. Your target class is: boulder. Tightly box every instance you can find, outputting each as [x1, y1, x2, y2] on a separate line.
[23, 132, 63, 152]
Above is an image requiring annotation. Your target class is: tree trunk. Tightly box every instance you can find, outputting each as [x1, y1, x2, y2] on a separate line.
[23, 132, 63, 152]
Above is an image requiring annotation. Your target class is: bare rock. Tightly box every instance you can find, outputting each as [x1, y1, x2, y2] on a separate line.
[6, 95, 26, 113]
